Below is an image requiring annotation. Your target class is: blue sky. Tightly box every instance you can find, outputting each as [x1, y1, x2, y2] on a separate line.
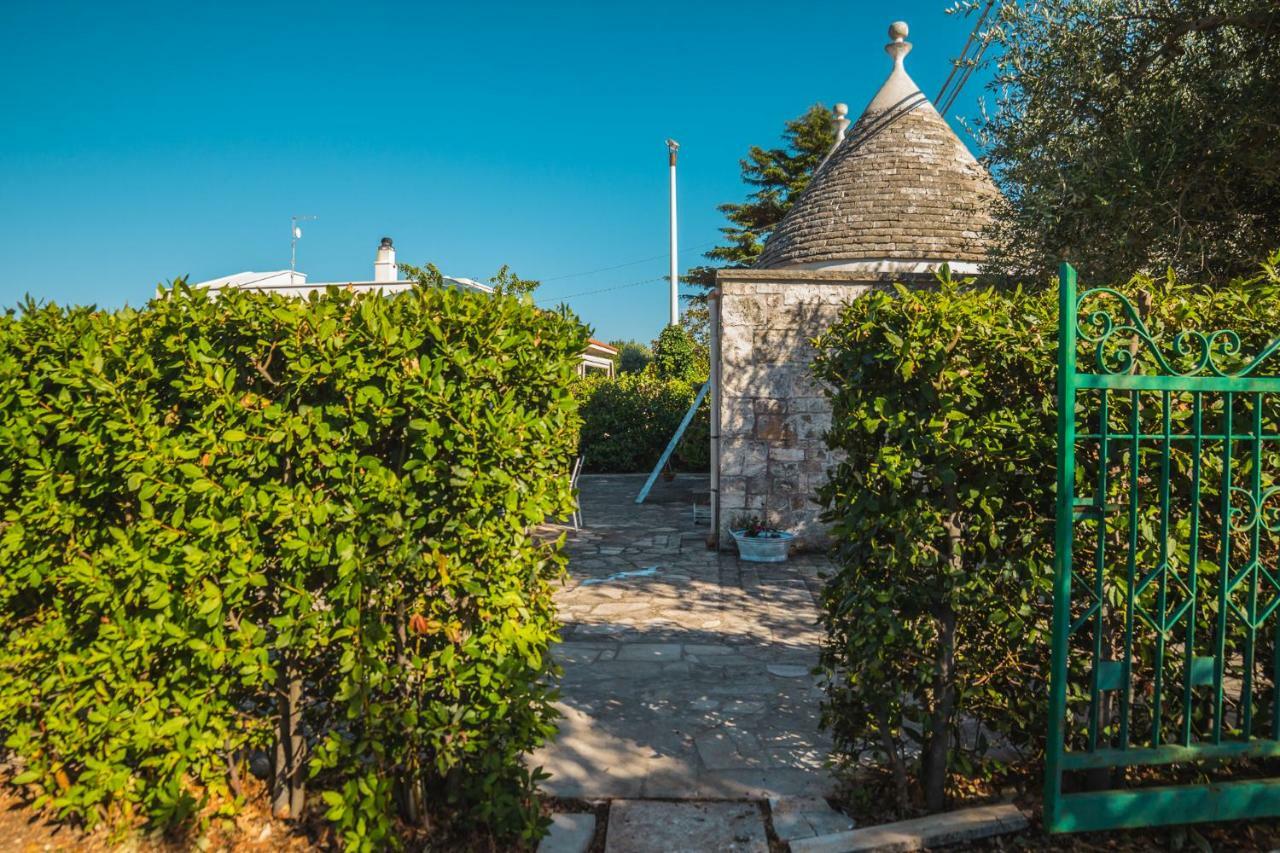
[0, 0, 993, 343]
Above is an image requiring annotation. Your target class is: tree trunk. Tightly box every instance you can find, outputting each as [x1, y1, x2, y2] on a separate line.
[876, 706, 911, 816]
[272, 661, 306, 819]
[923, 602, 957, 813]
[923, 505, 963, 813]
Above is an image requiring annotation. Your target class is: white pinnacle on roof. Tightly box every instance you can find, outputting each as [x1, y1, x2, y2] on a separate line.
[864, 21, 922, 115]
[756, 21, 1002, 273]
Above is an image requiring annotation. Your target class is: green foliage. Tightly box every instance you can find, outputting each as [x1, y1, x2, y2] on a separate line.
[610, 339, 652, 375]
[684, 103, 836, 293]
[728, 516, 781, 538]
[813, 270, 1058, 812]
[398, 261, 446, 288]
[0, 280, 585, 847]
[575, 372, 708, 474]
[650, 325, 704, 383]
[812, 256, 1280, 812]
[970, 0, 1280, 285]
[487, 264, 541, 297]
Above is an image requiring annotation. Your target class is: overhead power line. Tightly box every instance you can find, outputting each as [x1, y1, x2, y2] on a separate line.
[540, 254, 669, 283]
[535, 275, 667, 306]
[935, 0, 996, 117]
[536, 241, 719, 284]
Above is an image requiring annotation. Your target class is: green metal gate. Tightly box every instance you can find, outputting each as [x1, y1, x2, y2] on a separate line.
[1046, 263, 1280, 832]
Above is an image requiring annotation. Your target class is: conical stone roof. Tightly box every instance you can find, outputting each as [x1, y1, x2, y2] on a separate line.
[757, 22, 1001, 271]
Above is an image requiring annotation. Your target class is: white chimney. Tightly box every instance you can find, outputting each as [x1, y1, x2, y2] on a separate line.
[374, 236, 397, 282]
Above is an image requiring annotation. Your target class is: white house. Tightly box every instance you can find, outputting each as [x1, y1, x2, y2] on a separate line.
[196, 237, 618, 376]
[577, 339, 618, 378]
[194, 237, 493, 298]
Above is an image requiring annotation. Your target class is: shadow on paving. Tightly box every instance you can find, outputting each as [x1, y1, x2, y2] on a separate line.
[531, 474, 836, 801]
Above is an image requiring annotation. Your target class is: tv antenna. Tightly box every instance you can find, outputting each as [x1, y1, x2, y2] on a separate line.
[290, 215, 317, 272]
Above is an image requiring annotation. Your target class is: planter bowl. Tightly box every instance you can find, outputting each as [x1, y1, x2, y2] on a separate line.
[730, 529, 795, 563]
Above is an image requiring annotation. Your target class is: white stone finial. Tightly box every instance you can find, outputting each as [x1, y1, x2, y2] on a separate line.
[886, 20, 912, 69]
[832, 102, 851, 145]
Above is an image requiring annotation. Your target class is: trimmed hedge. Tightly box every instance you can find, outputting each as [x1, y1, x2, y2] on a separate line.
[575, 372, 708, 473]
[0, 281, 585, 847]
[812, 258, 1280, 813]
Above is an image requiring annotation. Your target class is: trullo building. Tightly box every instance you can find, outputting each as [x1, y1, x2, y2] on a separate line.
[709, 21, 1002, 547]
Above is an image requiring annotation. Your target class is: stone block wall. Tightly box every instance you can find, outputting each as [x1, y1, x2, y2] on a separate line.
[713, 269, 932, 549]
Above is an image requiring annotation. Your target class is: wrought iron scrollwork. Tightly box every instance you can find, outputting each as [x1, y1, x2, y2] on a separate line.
[1076, 287, 1280, 378]
[1228, 486, 1280, 534]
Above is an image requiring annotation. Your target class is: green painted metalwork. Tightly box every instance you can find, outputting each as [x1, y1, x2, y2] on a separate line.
[1046, 263, 1280, 833]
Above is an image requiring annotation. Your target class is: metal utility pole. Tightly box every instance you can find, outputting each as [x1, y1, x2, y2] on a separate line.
[666, 139, 680, 327]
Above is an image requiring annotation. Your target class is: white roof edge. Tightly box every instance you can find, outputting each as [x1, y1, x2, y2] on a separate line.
[197, 276, 494, 294]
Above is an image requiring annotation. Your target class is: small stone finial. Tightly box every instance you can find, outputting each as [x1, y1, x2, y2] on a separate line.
[832, 102, 851, 145]
[886, 20, 912, 68]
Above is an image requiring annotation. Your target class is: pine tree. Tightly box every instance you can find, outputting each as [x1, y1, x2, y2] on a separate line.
[684, 104, 836, 294]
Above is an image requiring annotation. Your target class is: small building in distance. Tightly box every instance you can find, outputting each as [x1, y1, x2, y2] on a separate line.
[711, 21, 1002, 549]
[195, 237, 612, 376]
[578, 339, 619, 378]
[194, 237, 493, 298]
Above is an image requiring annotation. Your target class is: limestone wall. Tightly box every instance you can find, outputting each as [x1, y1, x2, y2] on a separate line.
[713, 269, 930, 549]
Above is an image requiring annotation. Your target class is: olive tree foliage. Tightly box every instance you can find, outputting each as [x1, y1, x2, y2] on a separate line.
[967, 0, 1280, 285]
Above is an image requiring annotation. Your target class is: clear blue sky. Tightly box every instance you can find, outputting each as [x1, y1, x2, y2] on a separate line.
[0, 0, 993, 343]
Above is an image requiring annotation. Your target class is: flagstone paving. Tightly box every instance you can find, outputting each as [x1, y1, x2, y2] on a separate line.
[532, 473, 835, 802]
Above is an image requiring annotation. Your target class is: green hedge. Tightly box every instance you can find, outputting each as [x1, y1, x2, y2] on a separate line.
[575, 372, 708, 473]
[812, 259, 1280, 813]
[0, 282, 585, 847]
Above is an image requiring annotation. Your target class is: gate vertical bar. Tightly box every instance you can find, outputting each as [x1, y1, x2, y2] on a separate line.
[1088, 394, 1110, 752]
[1153, 390, 1172, 747]
[1045, 262, 1078, 832]
[1213, 393, 1233, 743]
[1243, 395, 1263, 736]
[1120, 390, 1141, 749]
[1181, 392, 1203, 747]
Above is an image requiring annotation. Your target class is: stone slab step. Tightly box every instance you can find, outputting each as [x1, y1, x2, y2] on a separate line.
[604, 800, 768, 853]
[539, 812, 597, 853]
[769, 796, 855, 842]
[788, 803, 1029, 853]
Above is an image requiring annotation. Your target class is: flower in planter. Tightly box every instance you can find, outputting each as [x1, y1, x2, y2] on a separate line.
[731, 515, 786, 538]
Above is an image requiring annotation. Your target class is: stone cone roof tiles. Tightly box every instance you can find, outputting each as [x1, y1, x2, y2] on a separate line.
[757, 24, 1002, 269]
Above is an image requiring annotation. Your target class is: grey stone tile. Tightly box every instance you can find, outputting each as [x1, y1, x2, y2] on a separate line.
[534, 473, 834, 801]
[804, 809, 858, 838]
[766, 664, 812, 678]
[604, 801, 767, 853]
[683, 643, 735, 656]
[615, 642, 682, 661]
[539, 813, 596, 853]
[788, 803, 1028, 853]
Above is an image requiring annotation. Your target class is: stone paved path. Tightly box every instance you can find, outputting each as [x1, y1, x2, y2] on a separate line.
[533, 474, 834, 801]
